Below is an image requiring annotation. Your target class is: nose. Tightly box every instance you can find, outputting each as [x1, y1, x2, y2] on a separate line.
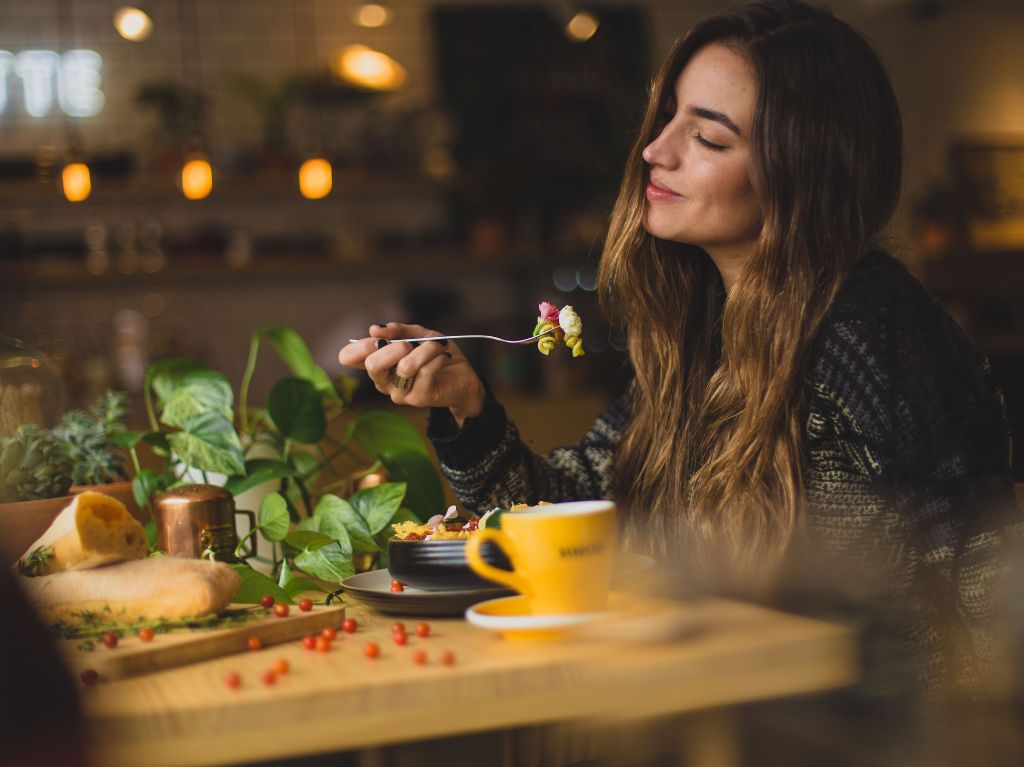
[642, 124, 677, 169]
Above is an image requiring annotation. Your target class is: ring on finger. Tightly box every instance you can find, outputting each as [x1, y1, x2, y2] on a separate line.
[392, 370, 416, 392]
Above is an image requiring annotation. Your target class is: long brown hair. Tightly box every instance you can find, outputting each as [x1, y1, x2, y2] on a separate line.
[599, 0, 903, 580]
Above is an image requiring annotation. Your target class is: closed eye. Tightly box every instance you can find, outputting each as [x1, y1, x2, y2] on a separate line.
[695, 133, 726, 152]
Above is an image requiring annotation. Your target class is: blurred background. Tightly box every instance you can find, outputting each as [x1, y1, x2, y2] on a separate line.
[1, 0, 1022, 470]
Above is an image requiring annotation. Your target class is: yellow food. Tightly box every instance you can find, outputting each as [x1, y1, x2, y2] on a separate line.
[16, 491, 147, 576]
[18, 556, 241, 625]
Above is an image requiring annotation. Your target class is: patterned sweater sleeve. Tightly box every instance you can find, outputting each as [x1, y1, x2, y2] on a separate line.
[426, 383, 630, 513]
[803, 266, 1020, 690]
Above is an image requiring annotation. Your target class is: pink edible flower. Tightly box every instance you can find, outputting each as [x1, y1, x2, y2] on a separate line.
[538, 301, 559, 323]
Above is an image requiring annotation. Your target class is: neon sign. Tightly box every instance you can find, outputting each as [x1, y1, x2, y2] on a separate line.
[0, 50, 104, 118]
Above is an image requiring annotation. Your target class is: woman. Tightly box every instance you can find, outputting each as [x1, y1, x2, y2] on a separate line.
[340, 0, 1018, 690]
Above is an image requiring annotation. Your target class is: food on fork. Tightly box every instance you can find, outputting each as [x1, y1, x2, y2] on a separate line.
[534, 302, 585, 357]
[391, 502, 550, 541]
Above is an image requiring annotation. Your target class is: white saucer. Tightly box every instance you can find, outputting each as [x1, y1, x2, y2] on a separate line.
[465, 592, 632, 640]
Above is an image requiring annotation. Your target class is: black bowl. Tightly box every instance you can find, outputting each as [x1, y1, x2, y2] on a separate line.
[387, 538, 513, 591]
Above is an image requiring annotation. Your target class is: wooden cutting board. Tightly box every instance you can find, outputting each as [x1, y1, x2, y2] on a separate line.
[59, 603, 345, 680]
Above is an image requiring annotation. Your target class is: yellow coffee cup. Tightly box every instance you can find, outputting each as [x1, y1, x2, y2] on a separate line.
[465, 500, 618, 614]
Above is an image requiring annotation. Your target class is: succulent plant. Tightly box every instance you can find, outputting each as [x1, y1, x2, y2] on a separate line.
[0, 425, 74, 502]
[51, 390, 129, 486]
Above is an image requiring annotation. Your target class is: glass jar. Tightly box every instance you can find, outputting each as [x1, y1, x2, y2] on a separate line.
[0, 336, 66, 440]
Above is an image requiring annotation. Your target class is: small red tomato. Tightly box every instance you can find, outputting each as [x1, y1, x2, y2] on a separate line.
[342, 618, 357, 634]
[261, 669, 277, 686]
[390, 580, 405, 592]
[138, 627, 155, 642]
[440, 650, 455, 666]
[80, 669, 99, 686]
[298, 598, 313, 612]
[363, 641, 380, 659]
[260, 594, 275, 609]
[224, 671, 242, 690]
[414, 622, 430, 638]
[102, 632, 119, 649]
[393, 631, 408, 646]
[321, 626, 338, 640]
[247, 635, 263, 652]
[316, 635, 332, 653]
[412, 649, 427, 665]
[391, 622, 405, 633]
[302, 634, 317, 650]
[273, 603, 290, 618]
[274, 658, 290, 675]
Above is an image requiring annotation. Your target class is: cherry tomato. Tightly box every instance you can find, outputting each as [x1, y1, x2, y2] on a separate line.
[260, 595, 275, 609]
[298, 598, 313, 612]
[247, 635, 263, 652]
[414, 622, 430, 638]
[412, 649, 427, 665]
[391, 622, 405, 634]
[321, 626, 338, 640]
[138, 627, 155, 642]
[390, 580, 405, 592]
[273, 603, 290, 618]
[224, 671, 242, 690]
[392, 631, 408, 646]
[302, 634, 317, 650]
[80, 669, 99, 686]
[274, 658, 290, 675]
[440, 650, 455, 666]
[102, 632, 118, 649]
[316, 635, 332, 652]
[261, 670, 277, 686]
[342, 618, 358, 634]
[363, 641, 380, 659]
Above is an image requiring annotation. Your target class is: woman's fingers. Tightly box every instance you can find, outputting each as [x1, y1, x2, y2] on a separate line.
[337, 338, 376, 369]
[399, 351, 451, 408]
[394, 340, 449, 379]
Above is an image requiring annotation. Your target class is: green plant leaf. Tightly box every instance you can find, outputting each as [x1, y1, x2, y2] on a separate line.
[285, 529, 333, 550]
[132, 469, 160, 509]
[225, 459, 295, 496]
[258, 492, 290, 541]
[349, 482, 407, 536]
[283, 577, 325, 598]
[167, 412, 245, 476]
[160, 371, 234, 429]
[380, 449, 445, 523]
[295, 516, 320, 533]
[314, 494, 374, 553]
[229, 564, 293, 604]
[294, 541, 353, 583]
[143, 519, 158, 551]
[268, 378, 325, 444]
[277, 558, 292, 589]
[349, 411, 429, 458]
[146, 358, 207, 407]
[254, 325, 340, 404]
[115, 430, 170, 453]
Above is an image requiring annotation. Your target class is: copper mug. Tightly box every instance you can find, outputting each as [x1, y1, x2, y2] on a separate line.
[153, 484, 256, 562]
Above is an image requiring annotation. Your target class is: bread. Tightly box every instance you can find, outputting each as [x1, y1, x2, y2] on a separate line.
[18, 556, 241, 624]
[16, 491, 147, 576]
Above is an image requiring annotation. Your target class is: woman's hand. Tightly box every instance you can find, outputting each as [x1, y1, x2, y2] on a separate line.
[338, 323, 485, 426]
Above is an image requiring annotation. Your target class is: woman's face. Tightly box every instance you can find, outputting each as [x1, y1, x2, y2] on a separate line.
[642, 43, 762, 269]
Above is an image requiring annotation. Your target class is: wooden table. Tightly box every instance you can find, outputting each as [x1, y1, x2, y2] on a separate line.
[82, 597, 856, 767]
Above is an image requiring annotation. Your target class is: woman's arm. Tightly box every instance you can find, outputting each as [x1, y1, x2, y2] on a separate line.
[427, 383, 631, 513]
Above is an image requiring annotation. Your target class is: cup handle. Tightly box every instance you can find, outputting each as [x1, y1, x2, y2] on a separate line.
[466, 528, 532, 595]
[235, 509, 259, 559]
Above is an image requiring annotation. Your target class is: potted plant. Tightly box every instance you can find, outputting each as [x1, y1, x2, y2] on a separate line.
[51, 390, 144, 522]
[0, 425, 76, 564]
[122, 324, 445, 604]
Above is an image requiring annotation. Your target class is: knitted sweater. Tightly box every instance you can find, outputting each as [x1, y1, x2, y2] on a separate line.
[427, 251, 1020, 690]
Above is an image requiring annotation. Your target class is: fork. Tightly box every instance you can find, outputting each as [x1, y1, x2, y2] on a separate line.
[348, 328, 556, 346]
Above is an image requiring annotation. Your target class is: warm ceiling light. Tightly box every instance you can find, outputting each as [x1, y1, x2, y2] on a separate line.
[354, 4, 393, 28]
[114, 7, 154, 41]
[62, 162, 91, 202]
[299, 157, 332, 200]
[181, 156, 213, 200]
[566, 11, 599, 42]
[335, 45, 407, 91]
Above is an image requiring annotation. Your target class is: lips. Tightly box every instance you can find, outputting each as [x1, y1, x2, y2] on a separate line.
[645, 175, 683, 202]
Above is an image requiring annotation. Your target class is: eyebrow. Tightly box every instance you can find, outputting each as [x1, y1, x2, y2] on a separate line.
[687, 105, 742, 137]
